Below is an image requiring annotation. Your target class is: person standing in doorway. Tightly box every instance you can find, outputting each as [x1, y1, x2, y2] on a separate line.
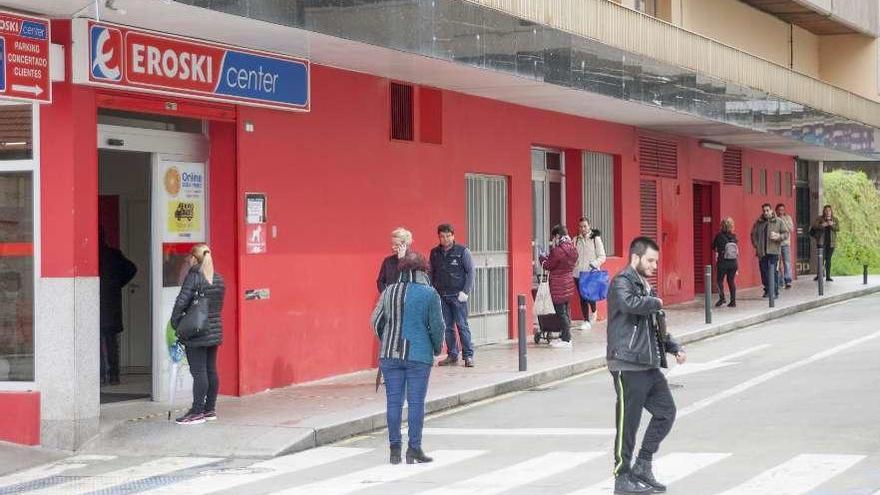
[171, 244, 226, 425]
[430, 224, 476, 368]
[573, 217, 607, 330]
[712, 217, 739, 307]
[811, 205, 840, 282]
[775, 203, 795, 289]
[99, 228, 137, 386]
[371, 252, 445, 465]
[377, 227, 413, 293]
[541, 225, 579, 348]
[606, 237, 686, 494]
[750, 203, 788, 298]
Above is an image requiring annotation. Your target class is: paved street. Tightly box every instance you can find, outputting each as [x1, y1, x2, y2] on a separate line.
[3, 293, 880, 494]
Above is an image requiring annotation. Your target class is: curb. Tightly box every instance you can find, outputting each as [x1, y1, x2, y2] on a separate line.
[284, 285, 880, 456]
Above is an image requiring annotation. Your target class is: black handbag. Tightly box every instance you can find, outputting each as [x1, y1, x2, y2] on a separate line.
[177, 283, 208, 340]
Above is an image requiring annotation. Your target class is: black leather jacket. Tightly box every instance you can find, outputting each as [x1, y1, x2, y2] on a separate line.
[606, 266, 681, 369]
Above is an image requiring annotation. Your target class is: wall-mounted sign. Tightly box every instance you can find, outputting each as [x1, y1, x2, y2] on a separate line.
[72, 19, 309, 111]
[244, 288, 270, 300]
[159, 159, 206, 242]
[246, 193, 266, 225]
[245, 192, 267, 254]
[0, 10, 51, 103]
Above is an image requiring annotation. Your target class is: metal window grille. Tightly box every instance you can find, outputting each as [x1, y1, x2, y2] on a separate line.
[760, 169, 768, 195]
[775, 171, 782, 196]
[722, 149, 743, 186]
[639, 179, 659, 289]
[638, 136, 678, 179]
[582, 151, 616, 256]
[390, 83, 413, 141]
[786, 172, 793, 197]
[466, 174, 509, 317]
[744, 167, 753, 194]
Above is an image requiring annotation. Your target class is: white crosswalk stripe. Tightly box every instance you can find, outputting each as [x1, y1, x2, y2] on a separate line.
[565, 452, 731, 495]
[23, 456, 220, 495]
[419, 451, 604, 495]
[714, 454, 865, 495]
[269, 449, 485, 495]
[138, 447, 371, 495]
[0, 455, 117, 490]
[422, 428, 615, 436]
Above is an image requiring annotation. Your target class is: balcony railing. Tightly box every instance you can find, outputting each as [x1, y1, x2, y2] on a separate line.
[465, 0, 880, 129]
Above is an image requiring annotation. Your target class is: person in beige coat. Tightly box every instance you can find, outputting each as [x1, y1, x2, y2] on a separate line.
[573, 217, 607, 330]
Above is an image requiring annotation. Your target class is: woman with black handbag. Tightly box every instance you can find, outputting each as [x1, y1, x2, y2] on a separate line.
[171, 244, 226, 425]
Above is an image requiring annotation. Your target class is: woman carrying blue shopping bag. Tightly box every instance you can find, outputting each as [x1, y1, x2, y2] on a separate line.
[573, 217, 607, 330]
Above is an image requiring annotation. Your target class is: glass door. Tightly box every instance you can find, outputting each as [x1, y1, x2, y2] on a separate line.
[531, 148, 565, 286]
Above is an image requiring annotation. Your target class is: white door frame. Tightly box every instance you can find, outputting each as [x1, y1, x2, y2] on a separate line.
[98, 125, 208, 401]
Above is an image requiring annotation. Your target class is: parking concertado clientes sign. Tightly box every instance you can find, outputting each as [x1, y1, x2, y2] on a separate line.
[0, 10, 51, 103]
[72, 19, 309, 111]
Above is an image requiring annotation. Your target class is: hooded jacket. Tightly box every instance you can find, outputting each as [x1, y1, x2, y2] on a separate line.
[573, 229, 607, 277]
[171, 265, 226, 347]
[540, 236, 579, 303]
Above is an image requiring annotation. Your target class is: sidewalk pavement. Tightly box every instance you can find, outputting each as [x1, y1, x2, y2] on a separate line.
[41, 276, 880, 460]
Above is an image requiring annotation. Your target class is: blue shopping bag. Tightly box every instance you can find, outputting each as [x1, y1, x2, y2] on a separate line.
[578, 269, 610, 301]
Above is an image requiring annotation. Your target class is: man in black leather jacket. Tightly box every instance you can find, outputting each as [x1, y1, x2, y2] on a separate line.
[606, 237, 686, 494]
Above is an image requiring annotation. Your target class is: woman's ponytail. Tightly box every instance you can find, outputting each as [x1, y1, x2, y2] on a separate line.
[192, 244, 214, 285]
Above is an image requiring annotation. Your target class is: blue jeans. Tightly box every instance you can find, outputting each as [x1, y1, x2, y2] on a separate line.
[759, 254, 780, 296]
[780, 245, 793, 284]
[380, 358, 431, 449]
[440, 296, 473, 359]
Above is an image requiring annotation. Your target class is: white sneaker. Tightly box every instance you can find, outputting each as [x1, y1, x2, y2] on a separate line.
[579, 321, 592, 331]
[550, 340, 573, 349]
[589, 313, 598, 324]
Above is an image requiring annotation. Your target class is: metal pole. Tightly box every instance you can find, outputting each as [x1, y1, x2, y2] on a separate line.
[704, 265, 712, 324]
[864, 264, 869, 285]
[517, 294, 527, 372]
[817, 246, 825, 296]
[768, 267, 776, 308]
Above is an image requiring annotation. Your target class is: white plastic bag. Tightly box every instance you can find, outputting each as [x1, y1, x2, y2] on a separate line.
[534, 279, 555, 315]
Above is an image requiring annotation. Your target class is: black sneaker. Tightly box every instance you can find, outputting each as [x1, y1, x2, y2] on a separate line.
[614, 472, 653, 494]
[632, 458, 666, 493]
[202, 410, 217, 421]
[728, 301, 736, 308]
[714, 299, 725, 307]
[437, 356, 459, 366]
[826, 277, 834, 282]
[175, 411, 205, 425]
[464, 357, 475, 368]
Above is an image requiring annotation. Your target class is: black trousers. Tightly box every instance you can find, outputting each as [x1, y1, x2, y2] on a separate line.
[823, 246, 834, 278]
[716, 263, 737, 302]
[553, 302, 572, 342]
[100, 330, 121, 381]
[611, 369, 676, 475]
[186, 345, 219, 414]
[574, 277, 597, 321]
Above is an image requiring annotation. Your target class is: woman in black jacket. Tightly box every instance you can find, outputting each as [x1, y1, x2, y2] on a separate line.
[712, 217, 738, 308]
[171, 244, 226, 425]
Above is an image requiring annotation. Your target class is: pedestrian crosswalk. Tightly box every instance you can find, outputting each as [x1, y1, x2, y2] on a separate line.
[0, 448, 874, 494]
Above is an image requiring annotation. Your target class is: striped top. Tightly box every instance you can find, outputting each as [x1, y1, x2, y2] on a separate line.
[370, 270, 445, 364]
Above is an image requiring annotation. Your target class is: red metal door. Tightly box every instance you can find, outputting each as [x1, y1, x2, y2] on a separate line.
[693, 183, 714, 293]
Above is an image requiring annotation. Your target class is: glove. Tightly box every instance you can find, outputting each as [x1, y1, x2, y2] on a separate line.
[457, 291, 469, 303]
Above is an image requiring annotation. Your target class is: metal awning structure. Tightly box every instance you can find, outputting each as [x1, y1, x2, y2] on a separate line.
[9, 0, 879, 161]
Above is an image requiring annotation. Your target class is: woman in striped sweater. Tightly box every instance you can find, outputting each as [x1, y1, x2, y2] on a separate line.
[371, 252, 445, 465]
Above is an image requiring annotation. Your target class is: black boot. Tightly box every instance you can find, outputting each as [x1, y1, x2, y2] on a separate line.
[632, 458, 666, 493]
[714, 297, 725, 307]
[614, 472, 653, 494]
[389, 444, 401, 465]
[406, 447, 433, 464]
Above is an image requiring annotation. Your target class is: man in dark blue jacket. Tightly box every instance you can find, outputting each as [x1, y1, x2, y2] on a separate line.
[430, 224, 476, 368]
[606, 237, 686, 494]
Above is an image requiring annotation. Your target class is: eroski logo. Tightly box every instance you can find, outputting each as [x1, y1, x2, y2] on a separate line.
[90, 25, 122, 81]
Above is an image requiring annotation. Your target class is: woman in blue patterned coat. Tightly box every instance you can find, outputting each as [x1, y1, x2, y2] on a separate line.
[371, 251, 445, 465]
